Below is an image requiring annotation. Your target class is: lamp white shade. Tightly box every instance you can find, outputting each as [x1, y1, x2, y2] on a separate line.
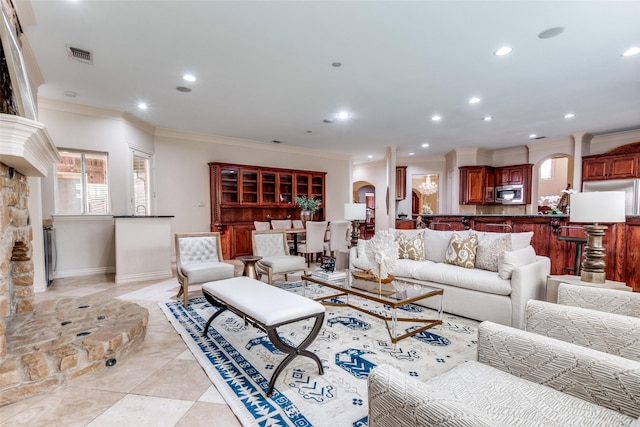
[344, 203, 367, 220]
[570, 191, 626, 223]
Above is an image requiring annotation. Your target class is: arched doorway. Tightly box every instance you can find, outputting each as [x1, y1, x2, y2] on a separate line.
[353, 181, 375, 239]
[537, 156, 574, 213]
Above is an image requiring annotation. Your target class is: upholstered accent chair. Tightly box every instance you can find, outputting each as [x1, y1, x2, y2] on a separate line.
[297, 221, 328, 267]
[368, 300, 640, 426]
[557, 282, 640, 318]
[323, 220, 350, 257]
[252, 230, 306, 284]
[175, 232, 235, 307]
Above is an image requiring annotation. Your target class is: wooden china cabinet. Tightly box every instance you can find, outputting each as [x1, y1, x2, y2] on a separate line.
[209, 162, 326, 259]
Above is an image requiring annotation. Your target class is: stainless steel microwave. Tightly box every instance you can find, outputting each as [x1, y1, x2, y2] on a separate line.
[495, 185, 524, 204]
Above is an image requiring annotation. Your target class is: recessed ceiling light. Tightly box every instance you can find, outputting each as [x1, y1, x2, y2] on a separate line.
[331, 62, 342, 67]
[409, 152, 415, 156]
[421, 143, 429, 148]
[529, 134, 537, 139]
[622, 47, 640, 57]
[337, 111, 351, 119]
[469, 97, 481, 104]
[483, 116, 493, 121]
[137, 102, 148, 110]
[564, 113, 575, 119]
[367, 155, 373, 159]
[494, 46, 513, 56]
[183, 74, 196, 82]
[431, 115, 441, 121]
[538, 27, 565, 39]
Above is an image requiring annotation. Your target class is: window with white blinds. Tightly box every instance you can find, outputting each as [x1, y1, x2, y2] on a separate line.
[132, 151, 151, 215]
[55, 150, 110, 214]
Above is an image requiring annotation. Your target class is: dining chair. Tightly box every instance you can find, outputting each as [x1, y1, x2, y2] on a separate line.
[254, 221, 271, 230]
[323, 220, 350, 257]
[252, 230, 307, 284]
[297, 221, 328, 267]
[175, 232, 235, 307]
[270, 219, 292, 229]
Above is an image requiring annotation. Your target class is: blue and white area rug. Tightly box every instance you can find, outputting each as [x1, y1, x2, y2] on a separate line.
[159, 282, 478, 427]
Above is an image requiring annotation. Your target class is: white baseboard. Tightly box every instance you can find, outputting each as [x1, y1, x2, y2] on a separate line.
[54, 266, 116, 279]
[115, 270, 173, 284]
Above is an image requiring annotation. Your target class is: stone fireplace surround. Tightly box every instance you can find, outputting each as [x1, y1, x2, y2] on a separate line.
[0, 114, 149, 405]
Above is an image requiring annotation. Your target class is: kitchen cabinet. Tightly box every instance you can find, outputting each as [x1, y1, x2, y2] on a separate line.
[495, 164, 532, 186]
[459, 166, 495, 205]
[210, 162, 326, 258]
[395, 166, 407, 200]
[582, 154, 638, 181]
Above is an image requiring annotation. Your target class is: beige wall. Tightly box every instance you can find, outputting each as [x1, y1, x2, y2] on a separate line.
[35, 102, 351, 277]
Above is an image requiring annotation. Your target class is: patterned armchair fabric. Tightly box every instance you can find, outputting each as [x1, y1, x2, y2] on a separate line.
[368, 301, 640, 426]
[525, 299, 640, 362]
[175, 232, 235, 307]
[557, 283, 640, 318]
[252, 230, 306, 284]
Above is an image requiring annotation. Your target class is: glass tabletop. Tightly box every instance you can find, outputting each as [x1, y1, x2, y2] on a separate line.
[302, 269, 442, 307]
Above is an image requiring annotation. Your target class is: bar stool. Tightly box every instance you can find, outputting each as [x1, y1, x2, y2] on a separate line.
[556, 226, 587, 276]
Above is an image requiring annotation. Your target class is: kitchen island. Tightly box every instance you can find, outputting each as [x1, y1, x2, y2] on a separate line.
[114, 215, 174, 284]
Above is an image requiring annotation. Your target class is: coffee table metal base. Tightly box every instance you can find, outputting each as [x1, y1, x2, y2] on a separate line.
[303, 276, 443, 344]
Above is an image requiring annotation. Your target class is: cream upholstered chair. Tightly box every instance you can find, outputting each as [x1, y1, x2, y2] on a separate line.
[323, 220, 350, 257]
[252, 230, 306, 284]
[297, 221, 328, 267]
[292, 220, 304, 229]
[254, 221, 271, 231]
[557, 282, 640, 318]
[368, 300, 640, 426]
[175, 232, 235, 307]
[270, 219, 292, 230]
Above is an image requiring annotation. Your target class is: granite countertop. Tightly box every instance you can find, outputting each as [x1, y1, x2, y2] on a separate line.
[113, 215, 175, 218]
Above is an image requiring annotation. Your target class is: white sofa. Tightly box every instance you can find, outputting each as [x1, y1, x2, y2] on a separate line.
[350, 228, 551, 329]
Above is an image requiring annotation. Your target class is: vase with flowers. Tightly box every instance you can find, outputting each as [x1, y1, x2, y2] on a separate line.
[295, 195, 322, 225]
[364, 230, 399, 294]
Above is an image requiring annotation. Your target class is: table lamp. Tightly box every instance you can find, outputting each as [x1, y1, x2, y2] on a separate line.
[344, 203, 367, 247]
[569, 191, 626, 283]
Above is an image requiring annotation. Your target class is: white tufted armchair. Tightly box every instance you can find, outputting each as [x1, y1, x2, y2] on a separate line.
[175, 232, 235, 307]
[252, 230, 306, 284]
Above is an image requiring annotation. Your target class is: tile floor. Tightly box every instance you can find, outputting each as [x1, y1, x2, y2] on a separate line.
[1, 261, 296, 426]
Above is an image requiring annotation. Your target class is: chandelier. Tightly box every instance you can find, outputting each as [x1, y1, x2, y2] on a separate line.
[419, 176, 438, 196]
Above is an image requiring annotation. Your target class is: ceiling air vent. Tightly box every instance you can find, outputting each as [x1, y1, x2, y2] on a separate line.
[66, 45, 93, 64]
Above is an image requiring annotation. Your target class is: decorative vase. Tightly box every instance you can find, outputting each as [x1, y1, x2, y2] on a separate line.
[300, 210, 314, 226]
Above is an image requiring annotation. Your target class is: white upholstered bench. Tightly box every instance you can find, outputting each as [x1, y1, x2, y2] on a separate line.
[201, 277, 325, 396]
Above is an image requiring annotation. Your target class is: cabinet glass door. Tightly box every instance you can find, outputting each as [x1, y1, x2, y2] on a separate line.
[220, 167, 239, 204]
[279, 173, 293, 204]
[311, 175, 324, 202]
[261, 171, 277, 204]
[241, 170, 259, 204]
[295, 174, 310, 198]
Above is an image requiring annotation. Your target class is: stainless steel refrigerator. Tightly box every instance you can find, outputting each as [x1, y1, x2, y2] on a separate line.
[582, 178, 640, 215]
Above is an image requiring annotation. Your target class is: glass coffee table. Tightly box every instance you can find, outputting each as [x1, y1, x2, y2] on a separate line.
[302, 271, 443, 343]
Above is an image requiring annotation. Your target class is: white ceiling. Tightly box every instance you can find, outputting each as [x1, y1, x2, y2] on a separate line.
[18, 0, 640, 162]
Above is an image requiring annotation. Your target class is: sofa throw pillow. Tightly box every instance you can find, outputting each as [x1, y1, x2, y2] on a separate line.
[473, 231, 534, 250]
[476, 235, 512, 272]
[396, 231, 425, 261]
[498, 245, 537, 279]
[424, 228, 471, 263]
[445, 233, 479, 268]
[356, 239, 367, 259]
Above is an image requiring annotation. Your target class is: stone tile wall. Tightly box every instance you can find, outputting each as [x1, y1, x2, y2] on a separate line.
[0, 162, 35, 367]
